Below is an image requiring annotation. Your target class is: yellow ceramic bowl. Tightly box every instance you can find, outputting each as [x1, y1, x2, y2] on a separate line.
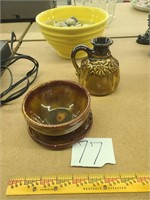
[36, 6, 109, 59]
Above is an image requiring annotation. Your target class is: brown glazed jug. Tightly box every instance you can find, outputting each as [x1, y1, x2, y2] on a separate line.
[71, 37, 120, 96]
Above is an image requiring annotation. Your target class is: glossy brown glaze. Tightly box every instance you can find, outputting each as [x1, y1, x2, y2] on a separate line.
[22, 80, 91, 136]
[71, 37, 120, 96]
[28, 112, 93, 150]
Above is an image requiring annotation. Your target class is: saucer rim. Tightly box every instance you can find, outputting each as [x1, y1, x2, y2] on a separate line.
[28, 111, 93, 150]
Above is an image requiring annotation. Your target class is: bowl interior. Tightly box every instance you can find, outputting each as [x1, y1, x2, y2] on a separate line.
[24, 81, 89, 126]
[36, 6, 108, 30]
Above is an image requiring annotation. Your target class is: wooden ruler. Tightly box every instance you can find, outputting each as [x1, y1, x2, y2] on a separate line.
[6, 173, 150, 196]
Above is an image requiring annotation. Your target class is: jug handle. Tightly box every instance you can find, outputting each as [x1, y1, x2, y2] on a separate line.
[71, 45, 92, 77]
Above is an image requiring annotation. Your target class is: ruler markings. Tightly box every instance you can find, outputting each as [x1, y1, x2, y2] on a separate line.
[6, 173, 150, 196]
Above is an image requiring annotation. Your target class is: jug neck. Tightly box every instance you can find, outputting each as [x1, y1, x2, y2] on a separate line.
[91, 37, 113, 57]
[93, 46, 111, 56]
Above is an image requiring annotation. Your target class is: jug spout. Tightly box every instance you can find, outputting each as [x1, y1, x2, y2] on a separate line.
[91, 37, 113, 56]
[92, 37, 113, 46]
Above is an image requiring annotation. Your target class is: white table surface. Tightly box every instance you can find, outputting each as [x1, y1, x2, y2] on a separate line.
[0, 37, 149, 200]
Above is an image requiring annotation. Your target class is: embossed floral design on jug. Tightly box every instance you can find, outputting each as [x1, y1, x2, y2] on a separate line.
[71, 37, 120, 96]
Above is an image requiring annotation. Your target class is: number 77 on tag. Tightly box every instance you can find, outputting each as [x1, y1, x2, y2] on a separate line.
[71, 138, 116, 168]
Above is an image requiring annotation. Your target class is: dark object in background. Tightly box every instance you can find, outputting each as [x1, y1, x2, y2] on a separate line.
[0, 33, 39, 106]
[136, 14, 150, 45]
[0, 41, 12, 75]
[0, 0, 56, 23]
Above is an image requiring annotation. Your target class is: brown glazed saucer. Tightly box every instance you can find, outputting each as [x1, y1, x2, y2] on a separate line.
[28, 112, 93, 150]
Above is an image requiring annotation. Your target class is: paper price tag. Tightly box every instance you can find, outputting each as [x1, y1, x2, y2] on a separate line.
[71, 138, 116, 167]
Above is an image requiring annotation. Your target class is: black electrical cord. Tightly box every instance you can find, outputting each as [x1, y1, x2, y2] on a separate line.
[0, 32, 39, 106]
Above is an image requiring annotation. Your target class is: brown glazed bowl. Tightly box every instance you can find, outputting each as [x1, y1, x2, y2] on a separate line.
[22, 80, 91, 136]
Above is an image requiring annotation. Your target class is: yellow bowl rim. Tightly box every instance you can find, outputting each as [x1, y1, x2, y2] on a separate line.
[36, 5, 109, 31]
